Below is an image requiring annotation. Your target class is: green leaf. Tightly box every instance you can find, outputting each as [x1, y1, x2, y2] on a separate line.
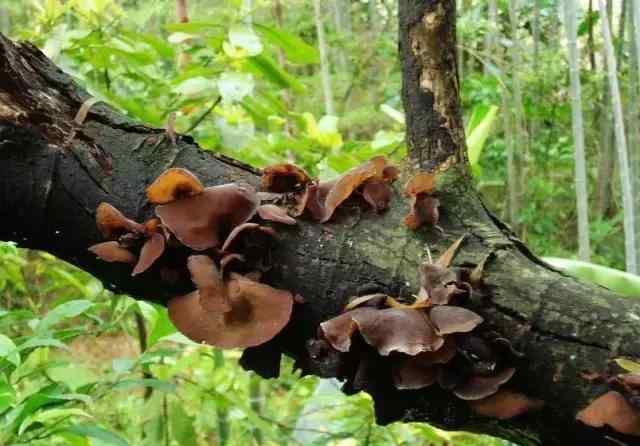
[467, 104, 498, 171]
[254, 24, 319, 64]
[47, 364, 99, 391]
[19, 408, 92, 436]
[146, 307, 177, 348]
[19, 337, 69, 351]
[165, 21, 224, 33]
[0, 379, 16, 413]
[615, 358, 640, 373]
[112, 379, 176, 393]
[543, 257, 640, 298]
[246, 54, 305, 93]
[37, 300, 93, 333]
[169, 401, 197, 445]
[64, 424, 129, 446]
[0, 334, 20, 367]
[218, 71, 255, 103]
[229, 25, 263, 56]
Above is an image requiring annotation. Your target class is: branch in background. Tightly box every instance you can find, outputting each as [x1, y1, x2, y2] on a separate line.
[313, 0, 336, 115]
[563, 0, 591, 262]
[599, 0, 638, 274]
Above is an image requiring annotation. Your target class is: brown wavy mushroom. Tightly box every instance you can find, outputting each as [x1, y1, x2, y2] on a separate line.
[320, 156, 387, 222]
[319, 307, 378, 353]
[352, 307, 444, 356]
[360, 179, 393, 214]
[95, 202, 145, 239]
[261, 163, 312, 193]
[392, 337, 457, 390]
[131, 232, 166, 276]
[453, 367, 516, 400]
[168, 273, 294, 349]
[257, 204, 296, 225]
[187, 255, 231, 312]
[403, 171, 439, 230]
[89, 241, 136, 264]
[576, 391, 640, 436]
[428, 305, 484, 336]
[156, 184, 259, 251]
[469, 390, 544, 420]
[146, 167, 204, 204]
[221, 222, 276, 253]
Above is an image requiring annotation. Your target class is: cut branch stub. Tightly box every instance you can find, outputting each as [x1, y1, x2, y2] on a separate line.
[156, 184, 259, 251]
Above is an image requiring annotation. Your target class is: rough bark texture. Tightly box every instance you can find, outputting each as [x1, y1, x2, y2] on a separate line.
[1, 3, 640, 444]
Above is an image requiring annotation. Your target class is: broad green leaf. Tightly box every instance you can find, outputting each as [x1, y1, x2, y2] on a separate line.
[65, 424, 129, 446]
[218, 72, 255, 103]
[146, 307, 177, 348]
[543, 257, 640, 298]
[19, 337, 69, 351]
[169, 401, 197, 445]
[0, 334, 20, 367]
[467, 104, 498, 170]
[228, 25, 263, 56]
[19, 408, 92, 436]
[37, 300, 93, 333]
[615, 358, 640, 373]
[254, 24, 319, 64]
[246, 54, 304, 92]
[0, 379, 16, 413]
[112, 379, 176, 393]
[165, 21, 224, 33]
[173, 76, 215, 98]
[47, 364, 99, 391]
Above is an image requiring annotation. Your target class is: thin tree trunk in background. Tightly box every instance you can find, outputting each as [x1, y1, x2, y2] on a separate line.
[314, 0, 336, 115]
[457, 0, 464, 83]
[630, 4, 640, 270]
[175, 0, 190, 69]
[483, 0, 498, 76]
[563, 0, 591, 261]
[529, 0, 541, 169]
[508, 0, 527, 233]
[599, 0, 638, 274]
[596, 0, 625, 220]
[587, 0, 597, 71]
[332, 0, 349, 74]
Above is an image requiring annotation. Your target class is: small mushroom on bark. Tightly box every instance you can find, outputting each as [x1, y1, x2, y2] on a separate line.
[361, 179, 393, 214]
[156, 184, 259, 251]
[392, 337, 457, 390]
[186, 255, 231, 312]
[168, 273, 293, 349]
[131, 232, 166, 276]
[453, 367, 516, 400]
[221, 222, 276, 253]
[319, 307, 378, 353]
[469, 390, 544, 420]
[428, 306, 484, 336]
[403, 172, 439, 230]
[257, 204, 296, 225]
[96, 202, 145, 239]
[576, 391, 640, 436]
[352, 308, 444, 356]
[146, 167, 205, 204]
[320, 156, 387, 222]
[88, 241, 136, 264]
[261, 163, 311, 192]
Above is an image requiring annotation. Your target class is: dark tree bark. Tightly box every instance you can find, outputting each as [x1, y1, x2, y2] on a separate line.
[1, 2, 640, 445]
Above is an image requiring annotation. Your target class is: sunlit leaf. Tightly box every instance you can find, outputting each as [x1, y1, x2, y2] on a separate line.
[64, 424, 129, 446]
[615, 358, 640, 373]
[36, 300, 93, 333]
[254, 24, 319, 64]
[228, 25, 263, 56]
[218, 71, 255, 103]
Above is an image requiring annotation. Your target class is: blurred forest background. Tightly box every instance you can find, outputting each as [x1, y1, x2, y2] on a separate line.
[0, 0, 639, 445]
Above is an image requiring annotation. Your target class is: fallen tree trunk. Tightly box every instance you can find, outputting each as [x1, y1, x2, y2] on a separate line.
[1, 2, 639, 445]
